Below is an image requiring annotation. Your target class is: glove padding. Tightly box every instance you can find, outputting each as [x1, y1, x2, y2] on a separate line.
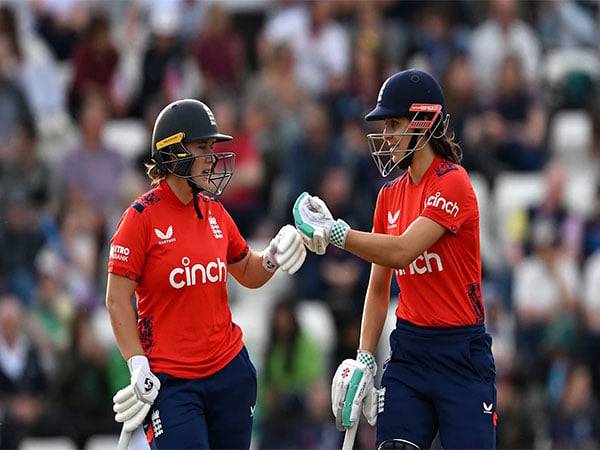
[331, 351, 378, 431]
[113, 355, 160, 432]
[293, 192, 350, 255]
[262, 225, 307, 274]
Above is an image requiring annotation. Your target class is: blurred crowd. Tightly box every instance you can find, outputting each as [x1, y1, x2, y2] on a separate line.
[0, 0, 599, 448]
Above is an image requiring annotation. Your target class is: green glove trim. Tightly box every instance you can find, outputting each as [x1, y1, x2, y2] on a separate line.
[293, 192, 315, 238]
[341, 369, 363, 428]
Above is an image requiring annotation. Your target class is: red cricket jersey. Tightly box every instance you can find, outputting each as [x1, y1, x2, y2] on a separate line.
[108, 180, 248, 379]
[373, 156, 484, 327]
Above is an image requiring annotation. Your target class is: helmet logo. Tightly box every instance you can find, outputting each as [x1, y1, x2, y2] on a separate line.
[156, 132, 185, 150]
[201, 104, 217, 126]
[377, 76, 392, 103]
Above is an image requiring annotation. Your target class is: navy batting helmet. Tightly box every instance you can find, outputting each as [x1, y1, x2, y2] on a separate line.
[365, 69, 449, 176]
[151, 99, 235, 195]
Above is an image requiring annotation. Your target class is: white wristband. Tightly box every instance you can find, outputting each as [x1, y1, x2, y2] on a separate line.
[127, 355, 150, 374]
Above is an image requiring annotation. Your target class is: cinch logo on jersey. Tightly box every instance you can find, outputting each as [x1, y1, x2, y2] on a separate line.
[154, 225, 176, 245]
[209, 216, 223, 239]
[424, 191, 460, 217]
[396, 251, 443, 276]
[387, 210, 400, 229]
[109, 245, 129, 262]
[169, 257, 227, 289]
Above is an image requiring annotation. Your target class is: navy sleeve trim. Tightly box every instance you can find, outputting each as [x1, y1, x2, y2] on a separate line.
[228, 245, 250, 265]
[132, 202, 145, 213]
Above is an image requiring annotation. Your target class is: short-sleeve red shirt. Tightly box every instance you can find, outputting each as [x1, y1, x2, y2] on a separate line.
[108, 180, 249, 379]
[373, 156, 484, 327]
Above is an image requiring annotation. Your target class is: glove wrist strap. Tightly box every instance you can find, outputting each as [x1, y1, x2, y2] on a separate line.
[357, 349, 377, 376]
[330, 219, 350, 249]
[262, 252, 278, 272]
[127, 355, 150, 373]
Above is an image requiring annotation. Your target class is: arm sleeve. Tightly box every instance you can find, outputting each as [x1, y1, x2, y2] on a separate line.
[221, 206, 249, 264]
[107, 207, 149, 282]
[372, 187, 386, 233]
[421, 170, 476, 234]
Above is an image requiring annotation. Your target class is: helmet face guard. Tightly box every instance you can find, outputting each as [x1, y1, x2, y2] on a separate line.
[154, 132, 235, 196]
[366, 104, 449, 177]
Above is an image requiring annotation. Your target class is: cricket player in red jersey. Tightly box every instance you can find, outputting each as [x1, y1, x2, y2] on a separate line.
[106, 99, 306, 449]
[293, 69, 496, 449]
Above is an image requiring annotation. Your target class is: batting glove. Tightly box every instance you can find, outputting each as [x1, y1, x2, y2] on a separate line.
[262, 224, 307, 274]
[293, 192, 350, 255]
[331, 350, 379, 430]
[113, 355, 160, 432]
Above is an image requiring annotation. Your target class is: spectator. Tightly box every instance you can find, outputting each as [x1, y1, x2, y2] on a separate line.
[0, 125, 47, 303]
[130, 9, 184, 117]
[495, 375, 536, 448]
[264, 2, 350, 97]
[0, 295, 48, 449]
[68, 11, 119, 116]
[213, 98, 264, 237]
[583, 185, 600, 259]
[52, 307, 117, 448]
[0, 28, 34, 149]
[61, 91, 127, 217]
[31, 0, 87, 61]
[550, 364, 599, 448]
[194, 3, 244, 94]
[537, 0, 600, 50]
[470, 0, 541, 97]
[28, 248, 74, 376]
[517, 163, 582, 261]
[512, 219, 580, 380]
[0, 5, 66, 135]
[408, 4, 468, 80]
[285, 102, 342, 204]
[467, 55, 547, 174]
[260, 298, 325, 449]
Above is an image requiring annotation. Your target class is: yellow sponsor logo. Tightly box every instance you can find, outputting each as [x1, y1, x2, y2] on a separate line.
[156, 132, 185, 150]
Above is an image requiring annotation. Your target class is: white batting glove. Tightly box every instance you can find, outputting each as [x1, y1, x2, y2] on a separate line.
[113, 355, 160, 433]
[292, 192, 350, 255]
[331, 350, 378, 431]
[262, 224, 307, 274]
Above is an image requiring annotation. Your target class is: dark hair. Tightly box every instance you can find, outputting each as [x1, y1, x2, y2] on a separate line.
[430, 129, 463, 165]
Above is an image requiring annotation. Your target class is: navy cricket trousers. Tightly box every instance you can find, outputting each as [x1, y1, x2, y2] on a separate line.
[144, 346, 257, 449]
[377, 320, 497, 449]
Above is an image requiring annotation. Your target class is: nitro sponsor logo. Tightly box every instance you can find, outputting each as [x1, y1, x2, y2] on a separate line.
[209, 216, 223, 239]
[387, 210, 400, 229]
[154, 225, 176, 245]
[169, 257, 227, 289]
[396, 251, 443, 276]
[109, 245, 130, 262]
[425, 191, 459, 217]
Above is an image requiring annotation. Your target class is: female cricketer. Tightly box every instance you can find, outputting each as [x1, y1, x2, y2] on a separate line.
[106, 99, 306, 449]
[293, 69, 496, 449]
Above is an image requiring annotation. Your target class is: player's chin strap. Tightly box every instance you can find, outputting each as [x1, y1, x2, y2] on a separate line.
[188, 181, 204, 220]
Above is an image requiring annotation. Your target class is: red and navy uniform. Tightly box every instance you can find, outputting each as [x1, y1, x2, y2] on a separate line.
[373, 155, 484, 327]
[373, 157, 496, 449]
[108, 180, 256, 449]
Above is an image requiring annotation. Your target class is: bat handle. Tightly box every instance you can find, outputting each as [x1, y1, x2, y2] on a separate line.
[117, 426, 132, 450]
[342, 422, 358, 450]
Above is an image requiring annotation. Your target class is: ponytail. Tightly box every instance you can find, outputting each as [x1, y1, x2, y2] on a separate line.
[430, 131, 463, 165]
